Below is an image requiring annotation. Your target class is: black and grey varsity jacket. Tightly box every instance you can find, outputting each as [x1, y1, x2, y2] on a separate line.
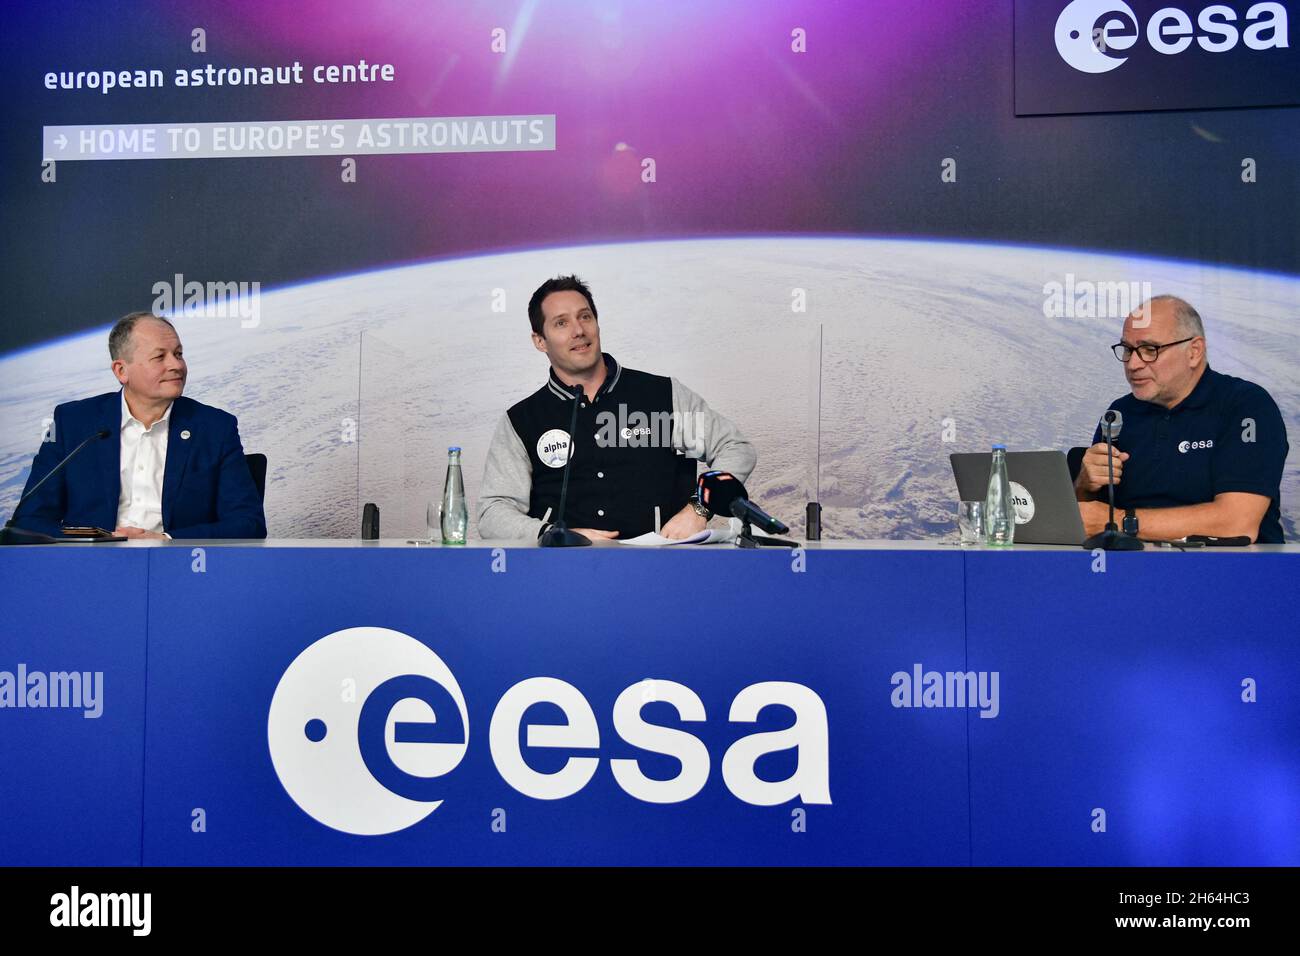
[477, 354, 757, 539]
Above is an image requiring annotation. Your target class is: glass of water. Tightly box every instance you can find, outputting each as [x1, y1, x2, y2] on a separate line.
[958, 501, 984, 546]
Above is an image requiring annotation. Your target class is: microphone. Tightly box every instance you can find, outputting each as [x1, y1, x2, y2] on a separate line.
[697, 471, 789, 536]
[1081, 408, 1142, 551]
[539, 383, 591, 548]
[3, 428, 112, 545]
[1100, 409, 1123, 441]
[1098, 410, 1123, 521]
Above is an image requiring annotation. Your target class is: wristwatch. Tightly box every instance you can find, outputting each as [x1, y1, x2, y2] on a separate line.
[1122, 509, 1139, 536]
[689, 493, 711, 519]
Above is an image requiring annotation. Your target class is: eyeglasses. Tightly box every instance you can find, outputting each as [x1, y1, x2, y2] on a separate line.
[1110, 336, 1195, 363]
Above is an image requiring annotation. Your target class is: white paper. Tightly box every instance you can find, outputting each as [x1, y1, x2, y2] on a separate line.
[615, 520, 740, 547]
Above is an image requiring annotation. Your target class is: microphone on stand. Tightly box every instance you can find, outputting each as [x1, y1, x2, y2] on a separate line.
[539, 384, 591, 548]
[1081, 409, 1143, 551]
[3, 429, 112, 546]
[697, 471, 796, 548]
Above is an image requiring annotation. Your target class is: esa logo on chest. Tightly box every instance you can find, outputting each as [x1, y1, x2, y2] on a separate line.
[1178, 439, 1213, 453]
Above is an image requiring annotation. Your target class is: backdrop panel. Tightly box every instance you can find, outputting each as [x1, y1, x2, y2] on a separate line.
[0, 548, 149, 866]
[140, 545, 970, 865]
[2, 1, 1295, 540]
[965, 549, 1300, 866]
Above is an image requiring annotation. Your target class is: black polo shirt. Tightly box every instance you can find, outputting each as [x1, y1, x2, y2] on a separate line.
[1093, 366, 1289, 543]
[506, 353, 698, 537]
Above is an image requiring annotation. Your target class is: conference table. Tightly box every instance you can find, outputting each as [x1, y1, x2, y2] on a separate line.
[2, 538, 1297, 866]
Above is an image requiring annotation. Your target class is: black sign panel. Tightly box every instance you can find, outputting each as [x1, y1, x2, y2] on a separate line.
[1015, 0, 1300, 115]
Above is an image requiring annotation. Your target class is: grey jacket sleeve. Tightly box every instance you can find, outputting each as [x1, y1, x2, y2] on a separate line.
[670, 378, 757, 483]
[477, 413, 544, 541]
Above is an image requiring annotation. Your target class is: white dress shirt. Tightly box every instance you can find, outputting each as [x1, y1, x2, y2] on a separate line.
[116, 392, 172, 533]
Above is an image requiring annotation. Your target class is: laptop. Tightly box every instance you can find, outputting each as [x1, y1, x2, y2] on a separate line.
[949, 450, 1085, 545]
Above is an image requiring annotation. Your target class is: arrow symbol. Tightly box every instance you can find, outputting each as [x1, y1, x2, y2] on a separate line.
[55, 134, 67, 149]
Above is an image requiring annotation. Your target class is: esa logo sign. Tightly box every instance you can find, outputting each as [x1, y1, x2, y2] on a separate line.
[1020, 0, 1298, 114]
[268, 628, 470, 835]
[1179, 438, 1214, 452]
[1054, 0, 1290, 74]
[269, 627, 831, 835]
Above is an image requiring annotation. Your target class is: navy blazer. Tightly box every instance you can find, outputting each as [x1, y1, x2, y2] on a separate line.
[11, 391, 267, 539]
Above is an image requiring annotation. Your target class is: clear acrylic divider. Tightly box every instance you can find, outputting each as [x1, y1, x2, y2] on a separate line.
[357, 329, 434, 540]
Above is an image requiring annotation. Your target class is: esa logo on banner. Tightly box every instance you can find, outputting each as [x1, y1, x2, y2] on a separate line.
[1054, 0, 1289, 74]
[268, 627, 831, 835]
[1015, 0, 1297, 115]
[268, 628, 470, 835]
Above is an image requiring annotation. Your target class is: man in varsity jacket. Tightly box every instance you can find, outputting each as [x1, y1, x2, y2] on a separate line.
[477, 275, 757, 541]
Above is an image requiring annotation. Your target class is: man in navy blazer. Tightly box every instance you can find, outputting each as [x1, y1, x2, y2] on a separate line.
[10, 312, 266, 539]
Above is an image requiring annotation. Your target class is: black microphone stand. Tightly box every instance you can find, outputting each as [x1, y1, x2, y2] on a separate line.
[2, 429, 112, 546]
[732, 502, 798, 549]
[1081, 423, 1143, 551]
[539, 384, 591, 548]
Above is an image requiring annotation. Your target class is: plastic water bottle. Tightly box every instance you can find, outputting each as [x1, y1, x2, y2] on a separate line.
[985, 444, 1014, 547]
[440, 447, 468, 545]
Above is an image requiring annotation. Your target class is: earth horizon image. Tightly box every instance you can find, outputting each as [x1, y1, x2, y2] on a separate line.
[2, 236, 1295, 541]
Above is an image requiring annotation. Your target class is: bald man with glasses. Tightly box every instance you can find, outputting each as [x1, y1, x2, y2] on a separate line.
[1075, 295, 1289, 543]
